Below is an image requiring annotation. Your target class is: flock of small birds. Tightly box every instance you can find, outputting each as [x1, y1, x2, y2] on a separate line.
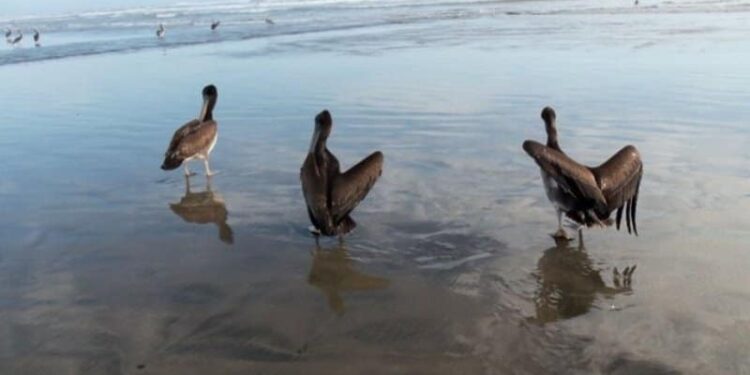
[4, 28, 40, 47]
[3, 17, 276, 46]
[156, 17, 275, 39]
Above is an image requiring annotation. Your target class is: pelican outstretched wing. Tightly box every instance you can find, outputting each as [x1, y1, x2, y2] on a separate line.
[593, 145, 643, 235]
[330, 151, 384, 224]
[523, 140, 607, 211]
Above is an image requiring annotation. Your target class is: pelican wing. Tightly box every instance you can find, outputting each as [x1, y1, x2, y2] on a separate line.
[165, 119, 217, 160]
[592, 145, 643, 235]
[330, 151, 384, 224]
[523, 140, 607, 210]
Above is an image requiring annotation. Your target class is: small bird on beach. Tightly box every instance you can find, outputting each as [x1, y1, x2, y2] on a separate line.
[301, 110, 383, 237]
[9, 30, 22, 46]
[523, 107, 643, 240]
[33, 29, 40, 47]
[210, 20, 221, 30]
[156, 23, 166, 38]
[265, 17, 275, 25]
[161, 85, 219, 176]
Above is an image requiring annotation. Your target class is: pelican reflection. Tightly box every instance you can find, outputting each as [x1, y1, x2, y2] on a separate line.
[170, 176, 233, 244]
[532, 232, 635, 323]
[308, 243, 389, 315]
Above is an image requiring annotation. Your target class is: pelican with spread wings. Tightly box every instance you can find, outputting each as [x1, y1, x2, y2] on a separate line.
[301, 110, 383, 237]
[523, 107, 643, 240]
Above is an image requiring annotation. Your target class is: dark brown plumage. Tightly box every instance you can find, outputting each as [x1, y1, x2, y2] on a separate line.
[301, 110, 384, 237]
[161, 85, 218, 176]
[523, 107, 643, 238]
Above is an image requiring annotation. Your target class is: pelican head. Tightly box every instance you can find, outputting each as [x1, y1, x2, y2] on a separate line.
[198, 84, 218, 121]
[541, 106, 559, 150]
[309, 110, 332, 155]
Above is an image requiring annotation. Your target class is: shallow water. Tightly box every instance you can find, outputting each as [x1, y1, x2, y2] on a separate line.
[2, 2, 750, 374]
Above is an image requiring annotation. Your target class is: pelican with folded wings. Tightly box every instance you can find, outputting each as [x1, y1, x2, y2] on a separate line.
[301, 110, 383, 237]
[523, 107, 643, 240]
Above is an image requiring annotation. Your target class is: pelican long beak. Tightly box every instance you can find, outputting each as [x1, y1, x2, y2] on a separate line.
[198, 97, 209, 121]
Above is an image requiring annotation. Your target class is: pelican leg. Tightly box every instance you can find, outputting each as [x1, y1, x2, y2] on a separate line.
[203, 158, 214, 176]
[183, 162, 196, 177]
[551, 210, 571, 241]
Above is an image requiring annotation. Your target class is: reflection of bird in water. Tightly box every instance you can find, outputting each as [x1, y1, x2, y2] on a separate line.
[210, 20, 221, 31]
[169, 176, 233, 244]
[156, 23, 166, 39]
[523, 107, 643, 240]
[161, 84, 219, 176]
[532, 231, 636, 324]
[301, 110, 383, 237]
[308, 243, 389, 315]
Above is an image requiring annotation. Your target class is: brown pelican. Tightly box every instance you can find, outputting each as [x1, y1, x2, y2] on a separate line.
[161, 85, 219, 176]
[33, 29, 40, 47]
[532, 232, 636, 323]
[210, 20, 220, 30]
[308, 243, 389, 315]
[170, 176, 233, 244]
[301, 110, 383, 237]
[523, 107, 643, 240]
[156, 23, 165, 38]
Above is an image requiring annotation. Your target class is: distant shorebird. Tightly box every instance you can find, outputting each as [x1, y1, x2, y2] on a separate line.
[162, 85, 219, 176]
[33, 29, 40, 47]
[4, 28, 11, 43]
[301, 110, 384, 237]
[210, 20, 221, 30]
[265, 17, 275, 25]
[156, 23, 165, 38]
[9, 30, 22, 46]
[523, 107, 643, 240]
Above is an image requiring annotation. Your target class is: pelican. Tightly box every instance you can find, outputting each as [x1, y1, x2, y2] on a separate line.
[161, 84, 219, 176]
[9, 30, 22, 46]
[265, 17, 275, 25]
[33, 29, 40, 47]
[210, 20, 220, 30]
[301, 110, 384, 237]
[156, 23, 165, 38]
[523, 107, 643, 240]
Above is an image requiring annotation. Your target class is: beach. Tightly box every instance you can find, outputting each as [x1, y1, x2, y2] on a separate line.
[1, 0, 750, 373]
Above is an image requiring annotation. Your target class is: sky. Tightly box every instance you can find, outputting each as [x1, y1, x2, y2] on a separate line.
[0, 0, 178, 18]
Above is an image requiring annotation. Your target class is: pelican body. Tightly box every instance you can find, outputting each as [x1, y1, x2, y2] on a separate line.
[210, 20, 220, 30]
[161, 85, 218, 176]
[523, 107, 643, 239]
[301, 110, 383, 237]
[33, 29, 40, 47]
